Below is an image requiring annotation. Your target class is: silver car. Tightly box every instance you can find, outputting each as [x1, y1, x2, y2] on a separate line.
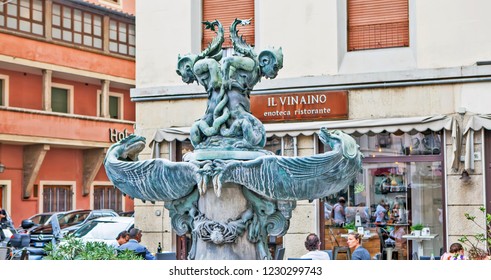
[72, 216, 134, 247]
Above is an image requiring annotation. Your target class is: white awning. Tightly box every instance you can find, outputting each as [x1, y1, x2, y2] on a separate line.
[463, 114, 491, 134]
[462, 114, 491, 171]
[152, 114, 453, 143]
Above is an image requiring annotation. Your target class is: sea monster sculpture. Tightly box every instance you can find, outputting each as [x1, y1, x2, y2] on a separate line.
[104, 18, 362, 260]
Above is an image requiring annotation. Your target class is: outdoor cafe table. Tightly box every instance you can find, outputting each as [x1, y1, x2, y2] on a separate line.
[402, 233, 438, 259]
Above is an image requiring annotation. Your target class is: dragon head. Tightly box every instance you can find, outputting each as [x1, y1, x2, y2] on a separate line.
[176, 54, 199, 84]
[258, 47, 283, 79]
[319, 129, 362, 162]
[107, 134, 146, 162]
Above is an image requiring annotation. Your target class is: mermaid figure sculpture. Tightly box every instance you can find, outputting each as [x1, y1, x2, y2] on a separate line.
[105, 18, 362, 260]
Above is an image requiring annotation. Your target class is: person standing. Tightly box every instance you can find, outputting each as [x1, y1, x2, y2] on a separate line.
[0, 208, 7, 224]
[118, 228, 156, 260]
[332, 197, 346, 227]
[347, 232, 371, 260]
[374, 200, 387, 226]
[300, 233, 330, 260]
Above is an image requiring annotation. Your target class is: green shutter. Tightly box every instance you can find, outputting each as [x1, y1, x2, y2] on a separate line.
[52, 87, 68, 113]
[109, 95, 119, 119]
[0, 80, 3, 106]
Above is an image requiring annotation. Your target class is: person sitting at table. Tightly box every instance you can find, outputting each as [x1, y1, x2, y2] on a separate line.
[389, 225, 407, 259]
[300, 233, 330, 260]
[441, 242, 468, 260]
[347, 232, 371, 260]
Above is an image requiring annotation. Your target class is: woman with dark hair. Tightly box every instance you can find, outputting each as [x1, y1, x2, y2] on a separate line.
[347, 232, 371, 260]
[441, 243, 468, 260]
[116, 230, 130, 246]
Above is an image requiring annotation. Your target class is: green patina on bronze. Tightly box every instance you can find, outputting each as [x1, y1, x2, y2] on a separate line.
[104, 19, 363, 260]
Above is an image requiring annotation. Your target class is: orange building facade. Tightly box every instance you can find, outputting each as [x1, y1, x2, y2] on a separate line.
[0, 0, 135, 226]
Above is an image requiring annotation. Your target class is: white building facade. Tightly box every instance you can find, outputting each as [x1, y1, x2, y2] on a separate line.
[132, 0, 491, 259]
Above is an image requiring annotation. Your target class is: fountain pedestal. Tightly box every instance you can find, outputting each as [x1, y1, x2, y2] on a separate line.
[195, 183, 256, 260]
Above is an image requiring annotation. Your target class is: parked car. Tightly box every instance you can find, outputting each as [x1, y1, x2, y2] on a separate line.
[118, 211, 134, 217]
[72, 216, 135, 247]
[16, 212, 65, 234]
[28, 209, 119, 250]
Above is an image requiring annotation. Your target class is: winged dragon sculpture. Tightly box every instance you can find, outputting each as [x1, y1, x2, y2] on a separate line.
[104, 19, 362, 260]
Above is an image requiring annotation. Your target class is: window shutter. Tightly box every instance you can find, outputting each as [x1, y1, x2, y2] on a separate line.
[202, 0, 254, 49]
[348, 0, 409, 51]
[51, 87, 68, 113]
[0, 80, 3, 106]
[109, 95, 119, 119]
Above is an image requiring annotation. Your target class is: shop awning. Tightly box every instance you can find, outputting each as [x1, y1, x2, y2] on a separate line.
[152, 114, 453, 143]
[463, 114, 491, 134]
[462, 114, 491, 171]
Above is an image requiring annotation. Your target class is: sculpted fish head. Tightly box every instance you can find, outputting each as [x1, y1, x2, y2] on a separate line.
[107, 134, 147, 162]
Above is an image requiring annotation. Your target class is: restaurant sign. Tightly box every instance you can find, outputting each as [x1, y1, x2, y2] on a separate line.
[250, 91, 348, 122]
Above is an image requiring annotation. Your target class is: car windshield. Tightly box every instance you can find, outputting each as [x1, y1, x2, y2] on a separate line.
[58, 212, 89, 225]
[74, 221, 129, 240]
[31, 214, 52, 225]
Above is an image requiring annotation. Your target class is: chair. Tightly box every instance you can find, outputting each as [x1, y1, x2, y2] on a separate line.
[156, 252, 177, 260]
[377, 227, 398, 260]
[420, 255, 440, 260]
[328, 228, 351, 260]
[322, 249, 333, 260]
[274, 247, 285, 260]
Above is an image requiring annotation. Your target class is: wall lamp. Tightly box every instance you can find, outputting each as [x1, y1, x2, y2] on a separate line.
[460, 170, 471, 183]
[0, 163, 5, 173]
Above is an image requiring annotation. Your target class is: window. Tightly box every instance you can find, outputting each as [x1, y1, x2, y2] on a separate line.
[202, 0, 254, 49]
[109, 19, 135, 56]
[0, 80, 3, 106]
[0, 75, 9, 107]
[348, 0, 409, 51]
[42, 185, 73, 212]
[320, 130, 444, 260]
[0, 0, 44, 36]
[93, 185, 122, 212]
[52, 3, 103, 49]
[98, 91, 123, 119]
[51, 83, 73, 114]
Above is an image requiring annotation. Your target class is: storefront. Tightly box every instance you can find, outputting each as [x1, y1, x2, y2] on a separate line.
[151, 87, 453, 259]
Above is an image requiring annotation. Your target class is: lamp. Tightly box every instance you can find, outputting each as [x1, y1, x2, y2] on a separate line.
[0, 163, 4, 173]
[460, 170, 471, 183]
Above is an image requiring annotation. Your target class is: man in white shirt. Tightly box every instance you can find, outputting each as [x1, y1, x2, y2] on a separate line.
[300, 233, 330, 260]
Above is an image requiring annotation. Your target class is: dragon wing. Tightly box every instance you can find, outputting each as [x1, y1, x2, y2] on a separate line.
[218, 129, 362, 201]
[105, 158, 200, 203]
[104, 135, 200, 202]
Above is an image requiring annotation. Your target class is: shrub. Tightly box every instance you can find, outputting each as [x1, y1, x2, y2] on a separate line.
[44, 234, 144, 260]
[458, 206, 491, 260]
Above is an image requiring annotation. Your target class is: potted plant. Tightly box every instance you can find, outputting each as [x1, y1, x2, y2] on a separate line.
[343, 222, 356, 233]
[410, 223, 424, 236]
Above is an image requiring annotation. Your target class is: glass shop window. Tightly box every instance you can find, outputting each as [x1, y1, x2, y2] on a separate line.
[353, 130, 442, 158]
[321, 130, 444, 260]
